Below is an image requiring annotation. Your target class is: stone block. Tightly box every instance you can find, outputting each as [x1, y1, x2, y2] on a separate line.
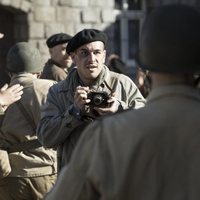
[0, 0, 11, 6]
[37, 39, 49, 54]
[45, 23, 65, 37]
[34, 0, 51, 6]
[34, 6, 55, 22]
[29, 22, 44, 38]
[59, 0, 89, 7]
[63, 22, 75, 36]
[20, 0, 31, 12]
[56, 7, 81, 23]
[10, 0, 21, 9]
[81, 8, 100, 23]
[101, 10, 116, 23]
[89, 0, 114, 8]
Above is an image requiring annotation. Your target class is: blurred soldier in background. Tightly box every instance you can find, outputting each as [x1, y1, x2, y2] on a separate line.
[40, 33, 73, 81]
[0, 42, 57, 200]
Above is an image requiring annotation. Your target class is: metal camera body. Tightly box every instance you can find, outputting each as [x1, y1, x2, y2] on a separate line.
[87, 91, 109, 107]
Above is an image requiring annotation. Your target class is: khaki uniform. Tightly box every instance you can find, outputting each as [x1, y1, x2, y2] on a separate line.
[45, 84, 200, 200]
[0, 73, 57, 200]
[37, 65, 145, 170]
[40, 59, 67, 81]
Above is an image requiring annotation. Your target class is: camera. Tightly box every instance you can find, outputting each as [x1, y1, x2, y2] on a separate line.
[87, 91, 109, 107]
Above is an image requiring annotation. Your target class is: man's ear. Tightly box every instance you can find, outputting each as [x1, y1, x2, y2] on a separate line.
[70, 52, 76, 64]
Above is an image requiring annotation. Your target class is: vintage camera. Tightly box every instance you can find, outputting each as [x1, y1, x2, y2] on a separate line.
[87, 91, 109, 107]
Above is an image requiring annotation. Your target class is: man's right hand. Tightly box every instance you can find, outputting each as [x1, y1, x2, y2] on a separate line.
[74, 86, 90, 111]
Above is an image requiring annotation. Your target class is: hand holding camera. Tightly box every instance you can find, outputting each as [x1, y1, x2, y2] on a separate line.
[74, 84, 120, 118]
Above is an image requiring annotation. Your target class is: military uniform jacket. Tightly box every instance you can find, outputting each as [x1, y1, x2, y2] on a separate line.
[0, 73, 57, 177]
[37, 65, 145, 168]
[45, 84, 200, 200]
[40, 59, 67, 81]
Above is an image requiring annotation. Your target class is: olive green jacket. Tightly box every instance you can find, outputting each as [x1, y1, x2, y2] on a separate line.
[45, 84, 200, 200]
[40, 59, 67, 82]
[0, 73, 57, 177]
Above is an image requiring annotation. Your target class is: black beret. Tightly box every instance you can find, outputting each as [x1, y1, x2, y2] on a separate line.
[46, 33, 72, 48]
[66, 29, 107, 54]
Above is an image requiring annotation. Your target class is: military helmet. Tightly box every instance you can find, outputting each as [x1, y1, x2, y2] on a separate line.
[6, 42, 43, 73]
[139, 4, 200, 73]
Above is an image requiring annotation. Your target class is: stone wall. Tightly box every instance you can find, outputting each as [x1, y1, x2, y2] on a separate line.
[0, 0, 117, 63]
[0, 0, 199, 85]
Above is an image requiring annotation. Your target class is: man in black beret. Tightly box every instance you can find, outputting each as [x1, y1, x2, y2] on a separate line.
[37, 28, 145, 171]
[40, 32, 73, 82]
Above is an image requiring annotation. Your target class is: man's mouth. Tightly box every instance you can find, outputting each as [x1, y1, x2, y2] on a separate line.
[87, 65, 97, 69]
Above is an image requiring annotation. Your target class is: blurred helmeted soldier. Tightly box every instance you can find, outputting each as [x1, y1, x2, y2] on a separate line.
[37, 29, 145, 171]
[0, 33, 23, 114]
[40, 33, 73, 81]
[44, 4, 200, 200]
[0, 42, 57, 200]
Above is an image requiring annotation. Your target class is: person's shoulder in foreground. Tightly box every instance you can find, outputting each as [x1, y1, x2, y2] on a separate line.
[45, 5, 200, 198]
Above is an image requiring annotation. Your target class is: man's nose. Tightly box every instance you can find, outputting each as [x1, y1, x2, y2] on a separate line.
[88, 52, 96, 62]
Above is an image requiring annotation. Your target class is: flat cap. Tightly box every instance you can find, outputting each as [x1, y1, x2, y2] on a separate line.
[66, 29, 107, 54]
[46, 33, 72, 48]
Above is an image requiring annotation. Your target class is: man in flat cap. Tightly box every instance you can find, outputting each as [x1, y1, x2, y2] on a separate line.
[0, 42, 57, 200]
[37, 28, 145, 171]
[40, 33, 73, 82]
[45, 4, 200, 200]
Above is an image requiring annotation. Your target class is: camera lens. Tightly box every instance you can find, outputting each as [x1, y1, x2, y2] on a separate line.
[93, 94, 104, 106]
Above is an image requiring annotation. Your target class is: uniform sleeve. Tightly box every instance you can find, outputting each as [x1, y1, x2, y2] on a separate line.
[117, 74, 146, 110]
[36, 85, 84, 148]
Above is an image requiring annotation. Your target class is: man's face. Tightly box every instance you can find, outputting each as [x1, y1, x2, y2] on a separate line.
[71, 41, 106, 85]
[50, 43, 73, 69]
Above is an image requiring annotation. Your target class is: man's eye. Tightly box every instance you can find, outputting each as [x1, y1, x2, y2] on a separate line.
[94, 51, 102, 55]
[80, 51, 89, 56]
